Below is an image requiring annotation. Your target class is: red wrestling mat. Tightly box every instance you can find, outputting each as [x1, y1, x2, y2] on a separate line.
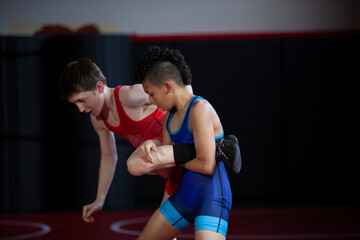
[1, 206, 360, 240]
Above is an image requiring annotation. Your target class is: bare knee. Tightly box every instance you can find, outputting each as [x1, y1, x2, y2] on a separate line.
[127, 159, 141, 176]
[127, 153, 146, 176]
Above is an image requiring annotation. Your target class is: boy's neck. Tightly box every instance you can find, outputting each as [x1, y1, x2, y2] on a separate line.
[101, 86, 116, 116]
[174, 88, 194, 113]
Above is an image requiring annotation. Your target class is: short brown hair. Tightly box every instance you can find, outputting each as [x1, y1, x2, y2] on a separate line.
[58, 58, 107, 99]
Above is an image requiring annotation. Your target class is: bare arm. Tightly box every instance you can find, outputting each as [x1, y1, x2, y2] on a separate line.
[82, 115, 118, 223]
[95, 128, 118, 204]
[120, 84, 152, 107]
[123, 84, 192, 107]
[183, 100, 217, 175]
[186, 84, 193, 94]
[127, 102, 218, 176]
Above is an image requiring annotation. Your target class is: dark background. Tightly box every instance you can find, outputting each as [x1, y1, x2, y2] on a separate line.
[1, 33, 359, 214]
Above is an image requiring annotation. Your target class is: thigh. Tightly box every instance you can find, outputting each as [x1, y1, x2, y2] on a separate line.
[127, 145, 175, 176]
[137, 208, 180, 240]
[160, 191, 170, 205]
[195, 230, 225, 240]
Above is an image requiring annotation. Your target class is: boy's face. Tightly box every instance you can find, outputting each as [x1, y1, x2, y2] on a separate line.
[67, 89, 103, 116]
[142, 78, 170, 111]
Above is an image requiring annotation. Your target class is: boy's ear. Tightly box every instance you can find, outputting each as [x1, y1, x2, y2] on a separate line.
[165, 82, 174, 93]
[96, 81, 104, 93]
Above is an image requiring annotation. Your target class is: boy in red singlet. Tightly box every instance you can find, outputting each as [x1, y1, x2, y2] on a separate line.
[58, 58, 240, 224]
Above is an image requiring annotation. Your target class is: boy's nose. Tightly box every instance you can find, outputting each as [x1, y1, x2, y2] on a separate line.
[77, 104, 86, 113]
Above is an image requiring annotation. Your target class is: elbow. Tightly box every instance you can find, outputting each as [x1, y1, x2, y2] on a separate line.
[197, 157, 216, 175]
[101, 154, 118, 166]
[202, 164, 216, 175]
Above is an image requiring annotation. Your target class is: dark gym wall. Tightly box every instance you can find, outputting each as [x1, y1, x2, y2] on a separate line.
[45, 35, 136, 212]
[132, 35, 360, 206]
[1, 33, 359, 214]
[1, 36, 49, 213]
[1, 35, 137, 213]
[281, 37, 360, 202]
[132, 39, 284, 204]
[174, 40, 284, 202]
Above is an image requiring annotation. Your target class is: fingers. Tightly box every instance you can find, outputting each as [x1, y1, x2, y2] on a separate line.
[138, 142, 156, 164]
[83, 215, 94, 223]
[137, 149, 149, 163]
[82, 205, 95, 223]
[146, 146, 155, 164]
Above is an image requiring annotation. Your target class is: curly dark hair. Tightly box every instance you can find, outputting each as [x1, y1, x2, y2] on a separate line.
[134, 46, 192, 87]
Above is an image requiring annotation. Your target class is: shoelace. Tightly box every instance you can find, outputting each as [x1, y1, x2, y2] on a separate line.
[217, 138, 230, 160]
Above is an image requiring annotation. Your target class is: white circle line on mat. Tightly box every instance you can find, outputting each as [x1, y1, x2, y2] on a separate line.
[0, 220, 51, 240]
[109, 217, 360, 239]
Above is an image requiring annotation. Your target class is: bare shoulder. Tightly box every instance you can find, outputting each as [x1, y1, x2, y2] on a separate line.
[189, 99, 220, 128]
[119, 84, 148, 108]
[119, 84, 140, 94]
[191, 99, 212, 116]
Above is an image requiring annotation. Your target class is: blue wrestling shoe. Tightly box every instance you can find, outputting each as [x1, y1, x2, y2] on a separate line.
[216, 135, 242, 174]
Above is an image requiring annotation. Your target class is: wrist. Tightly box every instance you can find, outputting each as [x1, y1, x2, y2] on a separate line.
[173, 143, 196, 165]
[95, 196, 105, 205]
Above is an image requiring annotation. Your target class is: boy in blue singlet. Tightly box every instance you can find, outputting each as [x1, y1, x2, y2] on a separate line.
[130, 46, 233, 240]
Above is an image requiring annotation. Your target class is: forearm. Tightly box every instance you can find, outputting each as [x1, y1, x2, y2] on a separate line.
[95, 156, 117, 203]
[182, 157, 215, 175]
[173, 143, 215, 175]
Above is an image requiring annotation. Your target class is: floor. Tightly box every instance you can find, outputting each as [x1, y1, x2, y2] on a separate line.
[1, 205, 360, 240]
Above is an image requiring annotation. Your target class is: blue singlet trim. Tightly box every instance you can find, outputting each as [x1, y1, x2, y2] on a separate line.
[160, 200, 191, 231]
[195, 215, 228, 237]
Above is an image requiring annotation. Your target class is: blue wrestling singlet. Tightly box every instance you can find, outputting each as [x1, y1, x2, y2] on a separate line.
[160, 96, 232, 237]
